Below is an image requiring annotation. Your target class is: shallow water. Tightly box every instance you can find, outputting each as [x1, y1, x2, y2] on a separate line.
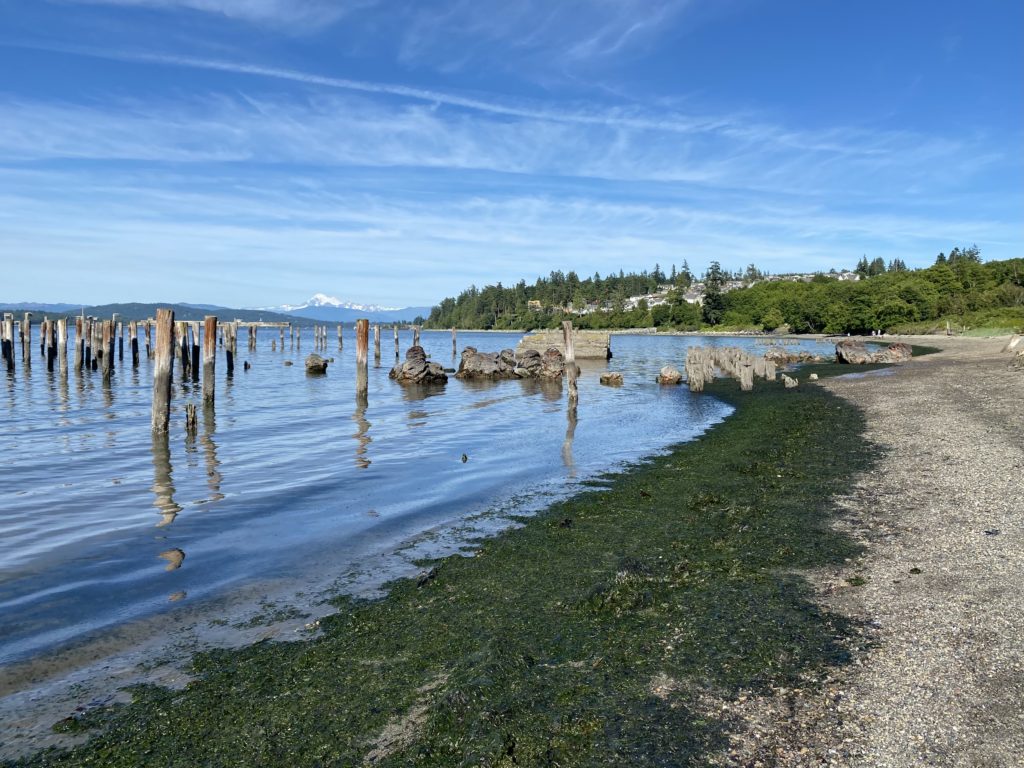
[0, 330, 837, 672]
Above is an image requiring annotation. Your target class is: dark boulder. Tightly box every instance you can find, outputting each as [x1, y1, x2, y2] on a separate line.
[390, 345, 448, 384]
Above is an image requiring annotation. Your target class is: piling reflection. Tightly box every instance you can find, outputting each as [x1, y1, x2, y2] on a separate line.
[352, 394, 372, 469]
[562, 404, 578, 476]
[151, 432, 181, 527]
[202, 405, 224, 502]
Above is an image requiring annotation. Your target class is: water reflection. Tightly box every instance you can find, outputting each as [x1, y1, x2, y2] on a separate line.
[352, 394, 372, 469]
[202, 406, 224, 502]
[400, 383, 447, 403]
[151, 433, 181, 527]
[517, 377, 564, 403]
[562, 404, 578, 476]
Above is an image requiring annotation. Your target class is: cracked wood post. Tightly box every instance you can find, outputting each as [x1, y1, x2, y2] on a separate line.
[562, 320, 578, 404]
[190, 321, 200, 383]
[225, 322, 235, 377]
[39, 317, 45, 357]
[117, 320, 124, 362]
[46, 318, 56, 372]
[144, 321, 152, 359]
[413, 326, 420, 347]
[57, 317, 68, 375]
[355, 318, 369, 398]
[101, 320, 112, 380]
[152, 308, 174, 432]
[452, 327, 457, 358]
[84, 318, 93, 370]
[21, 312, 31, 368]
[1, 313, 13, 371]
[129, 321, 139, 367]
[374, 324, 381, 365]
[110, 314, 119, 369]
[203, 315, 217, 405]
[176, 321, 189, 380]
[74, 316, 84, 371]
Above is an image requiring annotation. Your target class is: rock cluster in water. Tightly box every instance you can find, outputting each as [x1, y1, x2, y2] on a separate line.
[835, 340, 912, 364]
[389, 346, 448, 384]
[305, 354, 328, 374]
[455, 346, 565, 379]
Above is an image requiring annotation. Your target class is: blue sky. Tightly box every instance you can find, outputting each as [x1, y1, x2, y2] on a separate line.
[0, 0, 1020, 308]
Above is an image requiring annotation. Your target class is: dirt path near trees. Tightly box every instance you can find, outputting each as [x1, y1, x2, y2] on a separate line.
[722, 336, 1024, 766]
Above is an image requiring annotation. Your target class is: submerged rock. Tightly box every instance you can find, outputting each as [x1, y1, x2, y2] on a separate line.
[456, 346, 564, 379]
[389, 345, 448, 384]
[600, 372, 624, 386]
[304, 354, 328, 374]
[657, 365, 682, 385]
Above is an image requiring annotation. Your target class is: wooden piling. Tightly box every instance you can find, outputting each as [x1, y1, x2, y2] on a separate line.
[452, 327, 457, 357]
[296, 326, 301, 350]
[101, 320, 112, 379]
[109, 315, 118, 370]
[225, 322, 235, 377]
[190, 321, 200, 383]
[39, 317, 45, 357]
[203, 316, 217, 405]
[393, 325, 399, 358]
[152, 308, 174, 432]
[74, 316, 84, 371]
[279, 326, 285, 350]
[44, 319, 55, 372]
[144, 321, 152, 359]
[129, 321, 139, 367]
[21, 312, 31, 367]
[413, 326, 420, 347]
[337, 324, 343, 350]
[117, 321, 124, 362]
[373, 325, 381, 364]
[355, 318, 369, 397]
[84, 318, 93, 369]
[57, 317, 68, 375]
[562, 320, 578, 404]
[1, 313, 13, 371]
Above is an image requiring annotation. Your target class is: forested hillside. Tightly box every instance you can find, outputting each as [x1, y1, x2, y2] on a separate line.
[425, 248, 1024, 334]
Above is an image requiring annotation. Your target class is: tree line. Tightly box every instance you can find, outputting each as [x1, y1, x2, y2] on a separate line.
[423, 247, 1023, 334]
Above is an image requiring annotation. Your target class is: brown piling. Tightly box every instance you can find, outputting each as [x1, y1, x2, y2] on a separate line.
[152, 308, 174, 432]
[129, 321, 139, 367]
[39, 317, 45, 357]
[190, 321, 200, 383]
[21, 312, 31, 367]
[355, 318, 369, 397]
[562, 320, 578, 404]
[202, 316, 217, 405]
[225, 322, 236, 377]
[84, 318, 93, 369]
[175, 321, 190, 380]
[296, 326, 301, 350]
[144, 321, 152, 359]
[1, 313, 13, 371]
[101, 320, 112, 380]
[279, 326, 285, 351]
[74, 316, 84, 371]
[413, 326, 420, 347]
[117, 320, 124, 362]
[373, 324, 381, 365]
[57, 317, 68, 375]
[452, 327, 457, 357]
[337, 324, 343, 350]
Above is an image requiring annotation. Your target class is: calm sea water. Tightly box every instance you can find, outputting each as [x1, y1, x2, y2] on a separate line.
[0, 330, 838, 669]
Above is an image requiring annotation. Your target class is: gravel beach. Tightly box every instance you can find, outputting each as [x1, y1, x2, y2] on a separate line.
[717, 336, 1024, 767]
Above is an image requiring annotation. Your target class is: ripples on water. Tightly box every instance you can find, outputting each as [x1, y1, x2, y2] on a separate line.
[0, 330, 837, 667]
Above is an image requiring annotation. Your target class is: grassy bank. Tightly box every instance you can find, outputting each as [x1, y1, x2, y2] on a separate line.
[12, 362, 886, 767]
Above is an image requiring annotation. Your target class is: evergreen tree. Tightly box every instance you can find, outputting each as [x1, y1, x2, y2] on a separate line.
[701, 261, 726, 325]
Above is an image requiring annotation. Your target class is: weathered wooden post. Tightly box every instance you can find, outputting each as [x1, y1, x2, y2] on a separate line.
[355, 318, 369, 397]
[39, 317, 46, 357]
[279, 326, 285, 351]
[45, 319, 56, 372]
[57, 317, 68, 375]
[373, 324, 381, 365]
[101, 320, 112, 380]
[562, 320, 578, 404]
[129, 321, 139, 367]
[1, 313, 13, 371]
[413, 326, 420, 347]
[296, 326, 301, 350]
[152, 308, 174, 432]
[452, 327, 457, 357]
[225, 323, 235, 377]
[337, 324, 343, 350]
[203, 316, 217, 405]
[84, 318, 93, 370]
[116, 320, 124, 362]
[190, 321, 200, 383]
[74, 316, 84, 371]
[393, 325, 399, 359]
[109, 315, 118, 369]
[21, 312, 31, 368]
[144, 321, 152, 359]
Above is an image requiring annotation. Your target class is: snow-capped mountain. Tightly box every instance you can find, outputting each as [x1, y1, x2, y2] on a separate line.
[258, 294, 432, 323]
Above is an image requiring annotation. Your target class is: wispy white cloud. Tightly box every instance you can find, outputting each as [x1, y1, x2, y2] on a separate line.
[61, 0, 369, 29]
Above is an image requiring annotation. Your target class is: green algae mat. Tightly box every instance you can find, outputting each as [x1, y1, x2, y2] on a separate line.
[12, 364, 884, 767]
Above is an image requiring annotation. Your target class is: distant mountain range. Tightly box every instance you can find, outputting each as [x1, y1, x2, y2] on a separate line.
[256, 293, 433, 323]
[0, 295, 434, 325]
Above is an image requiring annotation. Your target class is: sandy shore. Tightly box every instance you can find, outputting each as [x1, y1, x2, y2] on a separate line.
[719, 335, 1024, 766]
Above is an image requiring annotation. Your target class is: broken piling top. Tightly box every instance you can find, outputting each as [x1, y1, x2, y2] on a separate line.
[517, 329, 611, 360]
